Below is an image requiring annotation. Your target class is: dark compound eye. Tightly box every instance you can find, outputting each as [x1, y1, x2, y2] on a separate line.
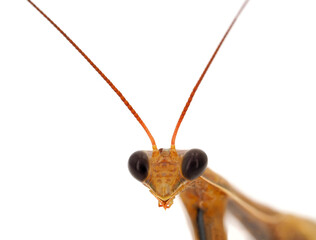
[128, 151, 149, 182]
[182, 149, 208, 180]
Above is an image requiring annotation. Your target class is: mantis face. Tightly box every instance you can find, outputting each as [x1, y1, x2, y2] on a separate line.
[128, 148, 208, 209]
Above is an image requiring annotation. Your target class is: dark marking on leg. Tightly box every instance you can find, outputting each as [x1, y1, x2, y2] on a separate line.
[196, 208, 208, 240]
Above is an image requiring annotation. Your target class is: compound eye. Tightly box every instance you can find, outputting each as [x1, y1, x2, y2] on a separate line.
[128, 151, 149, 181]
[182, 149, 208, 180]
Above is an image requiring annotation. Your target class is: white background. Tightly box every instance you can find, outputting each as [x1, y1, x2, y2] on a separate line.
[0, 0, 316, 239]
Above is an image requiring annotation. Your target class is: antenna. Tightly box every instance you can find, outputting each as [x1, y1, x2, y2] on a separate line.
[27, 0, 157, 150]
[171, 0, 250, 148]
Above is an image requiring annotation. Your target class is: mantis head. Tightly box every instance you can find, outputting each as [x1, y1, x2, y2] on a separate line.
[27, 0, 248, 211]
[128, 148, 207, 209]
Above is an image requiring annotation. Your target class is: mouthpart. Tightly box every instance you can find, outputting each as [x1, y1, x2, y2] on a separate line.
[158, 198, 174, 210]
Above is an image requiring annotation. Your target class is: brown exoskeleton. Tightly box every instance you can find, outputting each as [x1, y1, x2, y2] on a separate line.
[26, 0, 316, 239]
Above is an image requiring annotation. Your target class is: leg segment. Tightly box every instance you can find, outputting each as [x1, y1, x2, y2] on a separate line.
[180, 177, 228, 240]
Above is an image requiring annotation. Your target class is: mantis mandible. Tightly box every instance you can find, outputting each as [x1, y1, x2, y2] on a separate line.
[1, 0, 314, 239]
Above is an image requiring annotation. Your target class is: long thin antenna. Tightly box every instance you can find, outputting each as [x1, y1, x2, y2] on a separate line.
[171, 0, 250, 148]
[27, 0, 157, 150]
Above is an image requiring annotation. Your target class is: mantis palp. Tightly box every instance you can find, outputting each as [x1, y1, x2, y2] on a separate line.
[0, 0, 316, 239]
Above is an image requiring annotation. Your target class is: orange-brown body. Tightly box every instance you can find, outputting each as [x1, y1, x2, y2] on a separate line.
[143, 149, 316, 240]
[26, 1, 316, 239]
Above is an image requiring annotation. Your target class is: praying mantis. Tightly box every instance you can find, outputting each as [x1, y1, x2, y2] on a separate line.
[0, 0, 316, 239]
